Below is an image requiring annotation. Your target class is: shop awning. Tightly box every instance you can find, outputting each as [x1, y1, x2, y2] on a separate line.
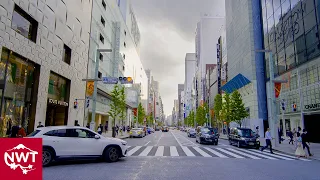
[221, 73, 251, 93]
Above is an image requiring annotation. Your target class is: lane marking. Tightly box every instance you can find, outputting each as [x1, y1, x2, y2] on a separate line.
[203, 147, 228, 158]
[271, 151, 311, 161]
[155, 146, 164, 156]
[127, 146, 142, 156]
[138, 146, 153, 156]
[144, 141, 151, 146]
[227, 148, 261, 159]
[236, 148, 277, 160]
[215, 147, 244, 158]
[193, 147, 211, 157]
[171, 131, 183, 147]
[155, 133, 164, 146]
[181, 146, 195, 156]
[176, 133, 199, 147]
[170, 146, 179, 156]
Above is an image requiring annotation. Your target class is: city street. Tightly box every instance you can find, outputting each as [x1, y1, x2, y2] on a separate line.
[43, 130, 320, 180]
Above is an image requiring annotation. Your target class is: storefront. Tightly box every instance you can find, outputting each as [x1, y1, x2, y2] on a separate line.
[0, 47, 40, 136]
[45, 72, 70, 126]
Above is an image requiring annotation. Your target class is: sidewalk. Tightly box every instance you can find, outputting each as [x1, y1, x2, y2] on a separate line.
[102, 131, 130, 139]
[219, 134, 320, 160]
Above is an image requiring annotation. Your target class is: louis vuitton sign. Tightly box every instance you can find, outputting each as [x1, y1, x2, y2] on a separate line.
[48, 98, 69, 106]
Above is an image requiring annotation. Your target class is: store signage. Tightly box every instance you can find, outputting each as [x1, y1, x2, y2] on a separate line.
[48, 98, 69, 106]
[304, 103, 320, 110]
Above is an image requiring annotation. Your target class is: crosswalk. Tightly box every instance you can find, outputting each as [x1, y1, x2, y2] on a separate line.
[126, 146, 311, 161]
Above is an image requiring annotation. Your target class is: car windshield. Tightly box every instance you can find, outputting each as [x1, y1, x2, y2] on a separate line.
[27, 130, 41, 137]
[238, 129, 254, 138]
[201, 128, 214, 134]
[132, 128, 142, 131]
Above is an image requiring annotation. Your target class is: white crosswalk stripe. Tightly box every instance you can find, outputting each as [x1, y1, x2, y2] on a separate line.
[155, 146, 164, 156]
[126, 146, 312, 161]
[139, 146, 153, 156]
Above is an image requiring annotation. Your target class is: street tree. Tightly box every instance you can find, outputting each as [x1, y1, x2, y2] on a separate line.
[188, 110, 195, 127]
[195, 105, 206, 126]
[230, 90, 249, 127]
[214, 94, 223, 126]
[107, 85, 121, 137]
[137, 102, 146, 125]
[222, 93, 232, 127]
[118, 86, 126, 135]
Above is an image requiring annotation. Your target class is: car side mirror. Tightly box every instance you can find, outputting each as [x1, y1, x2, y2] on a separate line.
[94, 135, 100, 139]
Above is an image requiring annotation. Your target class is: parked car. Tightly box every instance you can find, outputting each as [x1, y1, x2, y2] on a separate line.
[130, 128, 146, 138]
[162, 126, 169, 132]
[228, 127, 260, 149]
[195, 127, 219, 145]
[187, 128, 196, 138]
[27, 126, 128, 166]
[147, 127, 155, 133]
[155, 127, 160, 131]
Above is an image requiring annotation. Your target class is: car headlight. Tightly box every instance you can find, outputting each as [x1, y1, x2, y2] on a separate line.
[137, 131, 141, 134]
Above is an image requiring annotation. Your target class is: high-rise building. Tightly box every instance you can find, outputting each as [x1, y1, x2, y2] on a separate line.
[184, 53, 196, 118]
[0, 0, 92, 135]
[178, 84, 184, 125]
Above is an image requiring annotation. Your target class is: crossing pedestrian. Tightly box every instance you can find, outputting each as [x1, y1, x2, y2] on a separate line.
[260, 128, 274, 154]
[301, 129, 312, 157]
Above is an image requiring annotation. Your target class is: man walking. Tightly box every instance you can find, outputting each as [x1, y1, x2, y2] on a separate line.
[261, 128, 274, 154]
[301, 129, 312, 157]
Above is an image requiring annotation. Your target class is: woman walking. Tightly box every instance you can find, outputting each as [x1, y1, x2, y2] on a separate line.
[295, 134, 306, 158]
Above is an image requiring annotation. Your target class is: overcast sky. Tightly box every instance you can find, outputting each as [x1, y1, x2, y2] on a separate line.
[131, 0, 225, 116]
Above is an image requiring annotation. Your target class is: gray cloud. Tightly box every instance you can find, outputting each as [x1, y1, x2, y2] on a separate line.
[131, 0, 225, 115]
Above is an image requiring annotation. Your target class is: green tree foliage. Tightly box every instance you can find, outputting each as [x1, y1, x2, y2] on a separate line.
[230, 91, 249, 127]
[187, 110, 195, 127]
[195, 105, 206, 126]
[137, 102, 146, 125]
[108, 85, 121, 127]
[222, 93, 232, 125]
[118, 86, 126, 127]
[214, 94, 223, 123]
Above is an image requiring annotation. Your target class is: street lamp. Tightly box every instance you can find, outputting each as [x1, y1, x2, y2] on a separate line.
[90, 49, 112, 130]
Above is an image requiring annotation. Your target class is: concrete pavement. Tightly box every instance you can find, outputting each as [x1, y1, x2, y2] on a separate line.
[43, 130, 320, 180]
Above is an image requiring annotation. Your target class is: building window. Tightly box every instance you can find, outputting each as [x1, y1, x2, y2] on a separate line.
[99, 53, 103, 61]
[101, 16, 105, 27]
[11, 4, 38, 43]
[62, 44, 71, 64]
[123, 66, 125, 71]
[123, 54, 125, 59]
[98, 71, 102, 79]
[100, 34, 104, 44]
[124, 30, 126, 36]
[102, 0, 106, 9]
[124, 42, 126, 48]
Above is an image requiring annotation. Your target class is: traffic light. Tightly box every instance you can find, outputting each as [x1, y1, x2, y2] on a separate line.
[281, 100, 286, 111]
[118, 77, 133, 84]
[292, 103, 297, 112]
[74, 100, 78, 109]
[86, 97, 90, 108]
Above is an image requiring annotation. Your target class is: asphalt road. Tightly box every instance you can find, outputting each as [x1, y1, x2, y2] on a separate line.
[43, 130, 320, 180]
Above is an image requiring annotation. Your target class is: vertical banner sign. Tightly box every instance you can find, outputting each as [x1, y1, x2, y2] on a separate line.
[113, 22, 121, 77]
[274, 82, 281, 98]
[217, 38, 222, 94]
[86, 81, 94, 96]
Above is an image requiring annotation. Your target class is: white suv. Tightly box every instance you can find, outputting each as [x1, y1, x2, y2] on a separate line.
[28, 126, 128, 166]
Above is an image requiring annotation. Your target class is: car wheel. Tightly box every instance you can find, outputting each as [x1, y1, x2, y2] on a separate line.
[104, 147, 120, 162]
[43, 148, 54, 167]
[215, 141, 219, 145]
[237, 141, 241, 148]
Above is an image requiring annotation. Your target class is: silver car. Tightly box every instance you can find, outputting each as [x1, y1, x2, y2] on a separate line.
[129, 128, 145, 138]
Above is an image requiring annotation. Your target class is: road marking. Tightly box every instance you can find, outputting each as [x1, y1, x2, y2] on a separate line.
[139, 146, 153, 156]
[155, 146, 164, 156]
[144, 141, 150, 146]
[227, 148, 261, 159]
[171, 131, 183, 147]
[193, 147, 211, 157]
[236, 148, 277, 160]
[271, 151, 311, 161]
[127, 146, 142, 156]
[181, 146, 195, 156]
[176, 133, 199, 147]
[170, 146, 179, 156]
[155, 133, 163, 146]
[250, 149, 294, 160]
[203, 147, 228, 158]
[216, 147, 244, 158]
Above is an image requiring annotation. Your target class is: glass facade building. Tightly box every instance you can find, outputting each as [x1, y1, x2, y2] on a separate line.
[262, 0, 320, 142]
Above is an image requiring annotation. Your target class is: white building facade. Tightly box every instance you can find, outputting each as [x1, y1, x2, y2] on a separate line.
[0, 0, 92, 136]
[184, 53, 196, 118]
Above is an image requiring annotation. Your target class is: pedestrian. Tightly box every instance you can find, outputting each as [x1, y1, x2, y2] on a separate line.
[255, 126, 260, 137]
[301, 129, 312, 157]
[17, 125, 26, 137]
[288, 130, 294, 145]
[86, 123, 90, 129]
[97, 126, 102, 135]
[295, 133, 306, 158]
[10, 125, 19, 138]
[296, 127, 302, 147]
[116, 125, 119, 135]
[105, 123, 108, 132]
[37, 122, 44, 128]
[278, 127, 282, 144]
[260, 128, 274, 154]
